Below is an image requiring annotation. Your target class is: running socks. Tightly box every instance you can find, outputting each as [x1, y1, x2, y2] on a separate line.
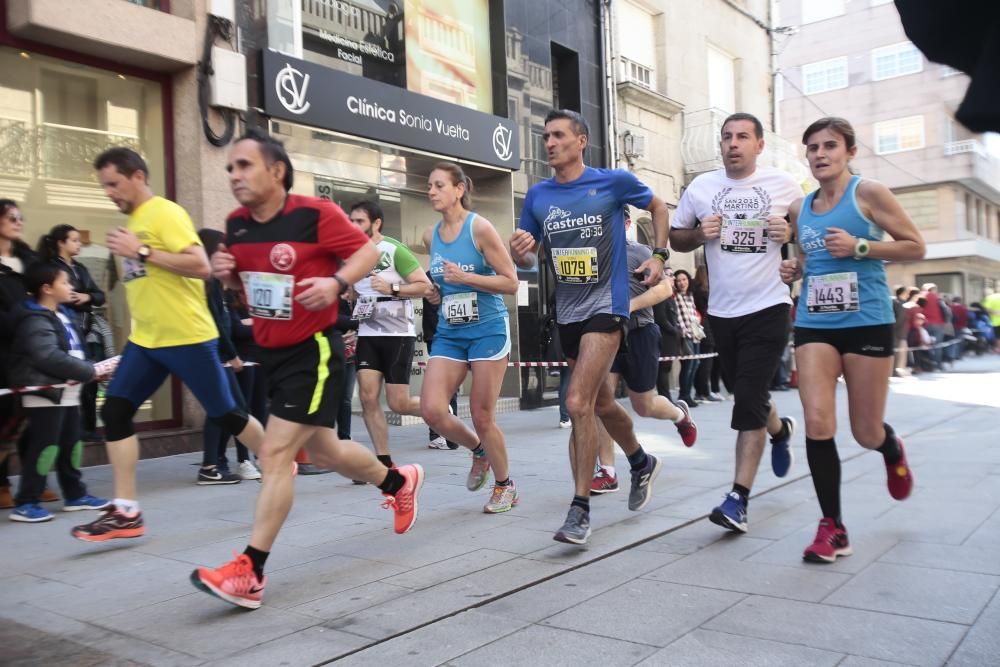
[770, 419, 791, 442]
[495, 478, 512, 487]
[114, 498, 140, 515]
[378, 468, 405, 496]
[626, 448, 648, 471]
[571, 495, 590, 513]
[806, 437, 842, 525]
[376, 455, 394, 468]
[600, 465, 616, 478]
[876, 423, 901, 465]
[244, 545, 269, 581]
[732, 484, 751, 503]
[471, 445, 486, 458]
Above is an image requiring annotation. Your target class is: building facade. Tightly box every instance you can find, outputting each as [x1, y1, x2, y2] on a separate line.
[0, 0, 608, 452]
[777, 0, 1000, 302]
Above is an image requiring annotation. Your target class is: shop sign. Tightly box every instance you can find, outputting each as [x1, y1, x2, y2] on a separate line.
[263, 49, 519, 170]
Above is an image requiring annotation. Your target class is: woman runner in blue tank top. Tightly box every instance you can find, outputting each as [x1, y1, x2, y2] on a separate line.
[780, 117, 925, 564]
[420, 162, 521, 514]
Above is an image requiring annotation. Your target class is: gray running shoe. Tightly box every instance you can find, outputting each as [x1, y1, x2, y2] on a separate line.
[553, 505, 591, 544]
[628, 454, 662, 511]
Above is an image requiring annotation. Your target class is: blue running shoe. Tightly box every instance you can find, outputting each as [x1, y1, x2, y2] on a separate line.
[770, 416, 796, 478]
[63, 495, 112, 512]
[10, 504, 53, 523]
[710, 492, 748, 533]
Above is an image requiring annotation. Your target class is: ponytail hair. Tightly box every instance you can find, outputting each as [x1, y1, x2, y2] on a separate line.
[431, 161, 473, 209]
[36, 224, 78, 262]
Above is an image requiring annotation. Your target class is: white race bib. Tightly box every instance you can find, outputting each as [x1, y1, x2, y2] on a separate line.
[721, 218, 768, 254]
[552, 247, 599, 284]
[807, 272, 859, 313]
[352, 296, 376, 321]
[241, 271, 293, 320]
[443, 292, 479, 325]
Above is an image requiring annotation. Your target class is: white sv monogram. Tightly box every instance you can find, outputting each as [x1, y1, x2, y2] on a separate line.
[276, 64, 311, 115]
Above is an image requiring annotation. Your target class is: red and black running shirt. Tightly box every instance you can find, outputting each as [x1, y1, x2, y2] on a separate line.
[226, 194, 369, 348]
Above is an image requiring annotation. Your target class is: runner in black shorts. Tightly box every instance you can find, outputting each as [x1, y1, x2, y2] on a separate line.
[191, 129, 424, 610]
[591, 216, 698, 495]
[670, 112, 802, 534]
[349, 201, 430, 469]
[510, 109, 671, 545]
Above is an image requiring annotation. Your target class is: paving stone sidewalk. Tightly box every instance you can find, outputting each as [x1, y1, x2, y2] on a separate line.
[2, 356, 998, 666]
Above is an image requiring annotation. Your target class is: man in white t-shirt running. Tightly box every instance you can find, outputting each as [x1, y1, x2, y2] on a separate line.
[349, 201, 431, 470]
[670, 112, 800, 535]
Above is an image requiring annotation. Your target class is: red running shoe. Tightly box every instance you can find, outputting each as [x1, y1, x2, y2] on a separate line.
[382, 463, 424, 534]
[590, 468, 619, 494]
[191, 553, 264, 609]
[803, 518, 852, 563]
[71, 505, 144, 542]
[886, 436, 914, 501]
[674, 400, 698, 447]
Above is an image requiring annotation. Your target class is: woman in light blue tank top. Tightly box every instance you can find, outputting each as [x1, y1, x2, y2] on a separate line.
[779, 118, 926, 564]
[419, 162, 521, 514]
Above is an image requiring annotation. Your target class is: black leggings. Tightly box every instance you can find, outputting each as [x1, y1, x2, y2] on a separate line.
[15, 406, 87, 506]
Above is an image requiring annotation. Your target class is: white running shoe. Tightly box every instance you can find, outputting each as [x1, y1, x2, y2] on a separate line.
[428, 436, 450, 449]
[238, 460, 261, 481]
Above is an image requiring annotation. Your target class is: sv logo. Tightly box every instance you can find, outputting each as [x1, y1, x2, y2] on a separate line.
[276, 64, 311, 115]
[492, 123, 513, 161]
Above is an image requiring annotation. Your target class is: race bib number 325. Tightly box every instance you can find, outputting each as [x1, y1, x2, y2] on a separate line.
[721, 218, 768, 254]
[807, 272, 860, 313]
[241, 271, 294, 320]
[552, 247, 599, 284]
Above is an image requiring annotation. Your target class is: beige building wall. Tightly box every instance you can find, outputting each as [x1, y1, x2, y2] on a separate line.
[612, 0, 776, 270]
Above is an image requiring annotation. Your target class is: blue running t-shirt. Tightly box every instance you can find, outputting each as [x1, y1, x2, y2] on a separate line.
[519, 167, 653, 324]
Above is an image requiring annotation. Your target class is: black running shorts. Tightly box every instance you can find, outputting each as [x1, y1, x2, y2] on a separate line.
[258, 327, 344, 427]
[355, 336, 416, 385]
[558, 313, 627, 361]
[610, 324, 661, 393]
[794, 324, 894, 357]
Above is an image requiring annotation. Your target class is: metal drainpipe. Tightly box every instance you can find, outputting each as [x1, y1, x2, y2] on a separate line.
[769, 0, 778, 133]
[599, 0, 619, 168]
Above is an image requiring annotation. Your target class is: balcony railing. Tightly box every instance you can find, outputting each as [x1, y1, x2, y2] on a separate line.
[620, 57, 653, 90]
[0, 118, 142, 182]
[945, 139, 987, 157]
[122, 0, 167, 10]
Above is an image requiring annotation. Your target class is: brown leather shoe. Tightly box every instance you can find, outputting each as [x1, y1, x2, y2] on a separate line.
[0, 485, 13, 509]
[39, 488, 61, 503]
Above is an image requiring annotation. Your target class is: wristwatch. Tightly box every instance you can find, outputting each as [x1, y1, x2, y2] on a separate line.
[391, 283, 401, 297]
[652, 247, 670, 263]
[853, 237, 870, 260]
[136, 245, 152, 263]
[332, 273, 350, 292]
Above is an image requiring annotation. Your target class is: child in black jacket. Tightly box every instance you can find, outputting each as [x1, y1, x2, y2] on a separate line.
[8, 263, 110, 523]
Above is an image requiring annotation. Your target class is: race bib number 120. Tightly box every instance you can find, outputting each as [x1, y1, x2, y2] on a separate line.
[241, 271, 293, 320]
[807, 272, 860, 313]
[552, 247, 599, 284]
[721, 218, 768, 254]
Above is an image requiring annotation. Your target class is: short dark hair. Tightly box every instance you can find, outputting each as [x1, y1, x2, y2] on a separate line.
[24, 262, 67, 297]
[236, 127, 294, 192]
[895, 285, 908, 298]
[350, 200, 384, 229]
[721, 112, 764, 139]
[93, 147, 149, 180]
[802, 116, 857, 151]
[544, 109, 590, 139]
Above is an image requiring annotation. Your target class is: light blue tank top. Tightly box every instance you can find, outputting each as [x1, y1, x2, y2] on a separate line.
[795, 176, 894, 329]
[429, 212, 507, 332]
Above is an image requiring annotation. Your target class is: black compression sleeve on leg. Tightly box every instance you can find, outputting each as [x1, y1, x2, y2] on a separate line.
[101, 397, 139, 442]
[210, 409, 249, 437]
[806, 437, 842, 523]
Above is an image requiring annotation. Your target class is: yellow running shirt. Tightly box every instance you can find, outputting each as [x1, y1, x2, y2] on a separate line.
[121, 196, 217, 348]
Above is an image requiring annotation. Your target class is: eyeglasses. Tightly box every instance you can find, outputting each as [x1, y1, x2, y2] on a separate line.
[2, 214, 23, 223]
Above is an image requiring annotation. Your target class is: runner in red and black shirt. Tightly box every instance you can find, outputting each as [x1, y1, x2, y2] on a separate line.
[191, 128, 424, 610]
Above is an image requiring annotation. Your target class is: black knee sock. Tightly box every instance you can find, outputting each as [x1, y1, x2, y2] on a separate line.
[243, 545, 269, 581]
[806, 437, 842, 524]
[626, 447, 648, 471]
[732, 483, 751, 503]
[376, 454, 393, 468]
[571, 495, 590, 513]
[378, 468, 405, 496]
[876, 423, 901, 465]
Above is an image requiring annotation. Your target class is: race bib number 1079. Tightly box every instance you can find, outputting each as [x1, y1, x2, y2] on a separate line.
[552, 247, 599, 284]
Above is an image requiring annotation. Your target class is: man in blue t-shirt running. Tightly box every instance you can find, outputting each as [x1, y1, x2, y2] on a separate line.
[510, 109, 670, 545]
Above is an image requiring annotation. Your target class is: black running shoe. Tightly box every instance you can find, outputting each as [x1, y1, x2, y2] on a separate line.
[628, 454, 663, 511]
[553, 505, 591, 545]
[197, 466, 241, 485]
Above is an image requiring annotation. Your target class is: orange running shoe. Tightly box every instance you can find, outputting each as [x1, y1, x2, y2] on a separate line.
[381, 463, 424, 534]
[71, 505, 144, 542]
[190, 553, 264, 610]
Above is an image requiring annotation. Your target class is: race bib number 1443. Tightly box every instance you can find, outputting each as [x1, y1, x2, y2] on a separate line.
[807, 272, 860, 313]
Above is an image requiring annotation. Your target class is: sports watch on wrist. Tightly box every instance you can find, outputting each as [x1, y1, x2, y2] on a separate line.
[853, 237, 871, 260]
[391, 282, 401, 297]
[332, 273, 350, 293]
[652, 247, 670, 263]
[136, 245, 152, 263]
